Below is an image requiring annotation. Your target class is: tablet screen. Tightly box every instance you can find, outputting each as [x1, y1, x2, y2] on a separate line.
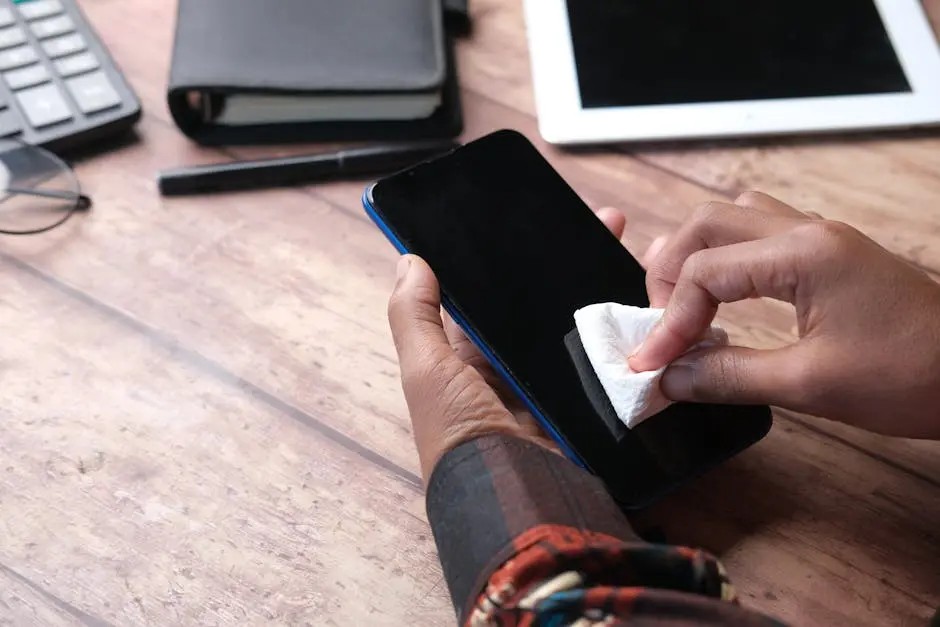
[567, 0, 911, 109]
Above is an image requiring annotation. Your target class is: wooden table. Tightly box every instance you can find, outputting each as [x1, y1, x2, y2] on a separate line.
[2, 1, 939, 625]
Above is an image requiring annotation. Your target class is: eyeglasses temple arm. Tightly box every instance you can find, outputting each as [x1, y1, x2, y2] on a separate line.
[3, 186, 92, 210]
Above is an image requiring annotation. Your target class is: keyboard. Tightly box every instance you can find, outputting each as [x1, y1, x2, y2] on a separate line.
[0, 0, 140, 151]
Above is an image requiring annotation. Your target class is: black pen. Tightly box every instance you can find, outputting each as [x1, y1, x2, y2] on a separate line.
[157, 140, 460, 196]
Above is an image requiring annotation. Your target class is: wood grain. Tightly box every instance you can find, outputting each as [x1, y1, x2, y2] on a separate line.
[0, 564, 88, 627]
[0, 0, 936, 624]
[0, 258, 448, 625]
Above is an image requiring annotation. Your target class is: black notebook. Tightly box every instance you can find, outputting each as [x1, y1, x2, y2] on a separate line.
[167, 0, 464, 145]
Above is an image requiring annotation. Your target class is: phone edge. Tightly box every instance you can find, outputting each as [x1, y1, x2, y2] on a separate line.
[362, 184, 588, 470]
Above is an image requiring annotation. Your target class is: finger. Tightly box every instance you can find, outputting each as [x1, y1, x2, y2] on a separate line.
[387, 255, 452, 373]
[661, 344, 806, 406]
[733, 191, 807, 219]
[444, 312, 495, 374]
[632, 236, 803, 371]
[646, 201, 798, 307]
[596, 206, 626, 240]
[443, 312, 476, 361]
[736, 191, 827, 223]
[642, 235, 668, 269]
[443, 311, 467, 347]
[443, 310, 522, 407]
[444, 312, 487, 367]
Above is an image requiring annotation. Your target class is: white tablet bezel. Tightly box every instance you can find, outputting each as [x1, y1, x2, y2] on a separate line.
[523, 0, 940, 144]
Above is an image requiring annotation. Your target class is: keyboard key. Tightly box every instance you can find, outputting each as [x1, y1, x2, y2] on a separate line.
[5, 63, 49, 89]
[41, 32, 84, 57]
[0, 108, 22, 137]
[66, 71, 120, 114]
[0, 45, 38, 70]
[17, 0, 63, 20]
[0, 8, 15, 28]
[53, 51, 98, 77]
[30, 14, 73, 39]
[0, 26, 26, 50]
[16, 83, 71, 127]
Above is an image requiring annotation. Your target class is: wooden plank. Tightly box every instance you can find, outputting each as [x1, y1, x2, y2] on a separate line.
[0, 260, 450, 625]
[635, 139, 940, 274]
[0, 565, 88, 627]
[3, 139, 423, 476]
[639, 418, 940, 626]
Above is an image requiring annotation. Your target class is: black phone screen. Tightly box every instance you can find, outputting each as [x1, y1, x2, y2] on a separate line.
[368, 130, 771, 506]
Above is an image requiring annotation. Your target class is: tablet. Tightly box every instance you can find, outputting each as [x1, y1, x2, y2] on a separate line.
[523, 0, 940, 144]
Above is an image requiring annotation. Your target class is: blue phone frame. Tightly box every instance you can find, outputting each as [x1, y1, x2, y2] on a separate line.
[363, 185, 587, 469]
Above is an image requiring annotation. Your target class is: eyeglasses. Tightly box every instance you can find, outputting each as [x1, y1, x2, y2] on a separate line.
[0, 138, 91, 236]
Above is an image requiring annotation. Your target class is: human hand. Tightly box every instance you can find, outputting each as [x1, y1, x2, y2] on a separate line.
[628, 192, 940, 439]
[388, 208, 628, 482]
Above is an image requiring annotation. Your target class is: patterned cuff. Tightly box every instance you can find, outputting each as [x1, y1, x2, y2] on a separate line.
[425, 434, 638, 622]
[466, 524, 786, 627]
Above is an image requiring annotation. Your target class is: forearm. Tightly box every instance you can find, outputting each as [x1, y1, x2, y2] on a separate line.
[426, 434, 785, 626]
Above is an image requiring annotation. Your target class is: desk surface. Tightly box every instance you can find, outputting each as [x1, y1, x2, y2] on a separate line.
[2, 1, 939, 625]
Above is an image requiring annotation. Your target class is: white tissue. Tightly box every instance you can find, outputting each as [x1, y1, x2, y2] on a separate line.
[573, 303, 727, 429]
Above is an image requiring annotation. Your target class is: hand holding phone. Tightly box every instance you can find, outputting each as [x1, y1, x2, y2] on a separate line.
[365, 130, 772, 507]
[389, 254, 562, 482]
[388, 208, 630, 483]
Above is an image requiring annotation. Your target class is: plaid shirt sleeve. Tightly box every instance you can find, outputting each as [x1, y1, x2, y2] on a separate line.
[426, 434, 787, 627]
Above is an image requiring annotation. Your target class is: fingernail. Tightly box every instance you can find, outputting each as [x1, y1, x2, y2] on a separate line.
[661, 365, 695, 400]
[628, 340, 645, 361]
[396, 256, 412, 281]
[628, 319, 661, 363]
[644, 235, 668, 265]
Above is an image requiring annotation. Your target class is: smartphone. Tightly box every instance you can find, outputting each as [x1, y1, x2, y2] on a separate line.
[363, 130, 772, 507]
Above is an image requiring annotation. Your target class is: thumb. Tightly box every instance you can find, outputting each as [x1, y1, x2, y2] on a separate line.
[660, 344, 805, 407]
[387, 255, 451, 368]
